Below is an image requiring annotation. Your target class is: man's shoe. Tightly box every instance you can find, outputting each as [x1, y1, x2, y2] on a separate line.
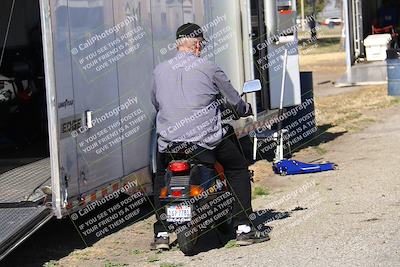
[236, 230, 270, 246]
[150, 236, 170, 250]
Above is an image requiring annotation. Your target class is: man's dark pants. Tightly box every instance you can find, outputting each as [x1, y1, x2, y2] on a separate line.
[153, 136, 253, 235]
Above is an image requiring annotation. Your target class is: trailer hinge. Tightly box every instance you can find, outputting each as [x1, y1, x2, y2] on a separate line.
[59, 167, 69, 207]
[64, 173, 69, 188]
[60, 167, 69, 188]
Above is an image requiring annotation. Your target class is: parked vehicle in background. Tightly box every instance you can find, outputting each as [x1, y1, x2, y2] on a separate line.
[322, 17, 343, 27]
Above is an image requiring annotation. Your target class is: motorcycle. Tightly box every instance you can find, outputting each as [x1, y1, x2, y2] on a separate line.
[156, 80, 262, 255]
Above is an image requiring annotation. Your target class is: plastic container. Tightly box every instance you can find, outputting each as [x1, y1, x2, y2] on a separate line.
[364, 34, 392, 61]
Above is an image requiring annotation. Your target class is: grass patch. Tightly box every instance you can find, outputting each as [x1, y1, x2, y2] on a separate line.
[147, 255, 160, 263]
[170, 246, 181, 252]
[160, 263, 184, 267]
[104, 260, 128, 267]
[252, 186, 269, 199]
[390, 97, 400, 105]
[313, 146, 327, 155]
[69, 249, 92, 261]
[299, 37, 341, 55]
[43, 261, 59, 267]
[316, 85, 398, 132]
[358, 117, 377, 124]
[299, 51, 346, 73]
[298, 26, 342, 40]
[131, 249, 142, 255]
[224, 240, 239, 249]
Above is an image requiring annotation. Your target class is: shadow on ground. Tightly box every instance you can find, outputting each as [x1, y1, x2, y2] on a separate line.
[173, 208, 293, 256]
[290, 124, 347, 154]
[1, 196, 299, 265]
[2, 121, 331, 265]
[0, 194, 154, 267]
[240, 124, 347, 163]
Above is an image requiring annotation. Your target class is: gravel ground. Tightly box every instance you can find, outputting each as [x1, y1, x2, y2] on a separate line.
[52, 54, 400, 266]
[51, 102, 400, 267]
[164, 105, 400, 267]
[184, 105, 400, 267]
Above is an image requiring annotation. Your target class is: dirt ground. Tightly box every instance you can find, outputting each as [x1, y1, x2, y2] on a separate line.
[3, 45, 400, 267]
[47, 87, 400, 267]
[36, 48, 400, 267]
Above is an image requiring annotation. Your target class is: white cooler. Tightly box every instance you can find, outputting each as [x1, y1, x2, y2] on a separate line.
[364, 34, 392, 61]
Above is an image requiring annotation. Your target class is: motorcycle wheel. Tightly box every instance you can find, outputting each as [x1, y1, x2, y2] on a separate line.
[215, 215, 236, 245]
[216, 215, 234, 234]
[177, 225, 198, 256]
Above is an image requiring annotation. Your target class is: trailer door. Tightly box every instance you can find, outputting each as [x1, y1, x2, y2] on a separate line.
[40, 0, 136, 216]
[65, 1, 126, 196]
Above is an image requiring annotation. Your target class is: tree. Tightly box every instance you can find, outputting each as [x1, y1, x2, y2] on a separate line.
[297, 0, 329, 41]
[299, 0, 329, 16]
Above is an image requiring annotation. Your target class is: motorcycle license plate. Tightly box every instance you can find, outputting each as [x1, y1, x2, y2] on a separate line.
[166, 205, 192, 222]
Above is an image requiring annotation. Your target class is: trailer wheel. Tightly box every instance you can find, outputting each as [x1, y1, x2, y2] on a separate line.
[177, 225, 198, 256]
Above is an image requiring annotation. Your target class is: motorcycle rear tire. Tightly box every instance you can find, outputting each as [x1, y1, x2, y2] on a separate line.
[177, 225, 198, 256]
[216, 215, 234, 235]
[216, 215, 236, 245]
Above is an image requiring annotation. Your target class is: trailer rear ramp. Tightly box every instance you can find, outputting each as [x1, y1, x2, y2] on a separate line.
[0, 207, 53, 261]
[336, 61, 388, 87]
[0, 158, 53, 261]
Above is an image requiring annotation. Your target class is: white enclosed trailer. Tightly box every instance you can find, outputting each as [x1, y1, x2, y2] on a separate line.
[0, 0, 301, 259]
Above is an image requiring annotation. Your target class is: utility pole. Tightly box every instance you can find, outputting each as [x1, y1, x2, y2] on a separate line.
[309, 0, 317, 41]
[343, 0, 352, 74]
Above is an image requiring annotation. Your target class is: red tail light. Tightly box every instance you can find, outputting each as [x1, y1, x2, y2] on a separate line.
[171, 190, 183, 197]
[168, 161, 190, 173]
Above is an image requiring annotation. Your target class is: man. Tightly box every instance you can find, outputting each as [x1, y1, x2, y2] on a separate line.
[151, 23, 270, 250]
